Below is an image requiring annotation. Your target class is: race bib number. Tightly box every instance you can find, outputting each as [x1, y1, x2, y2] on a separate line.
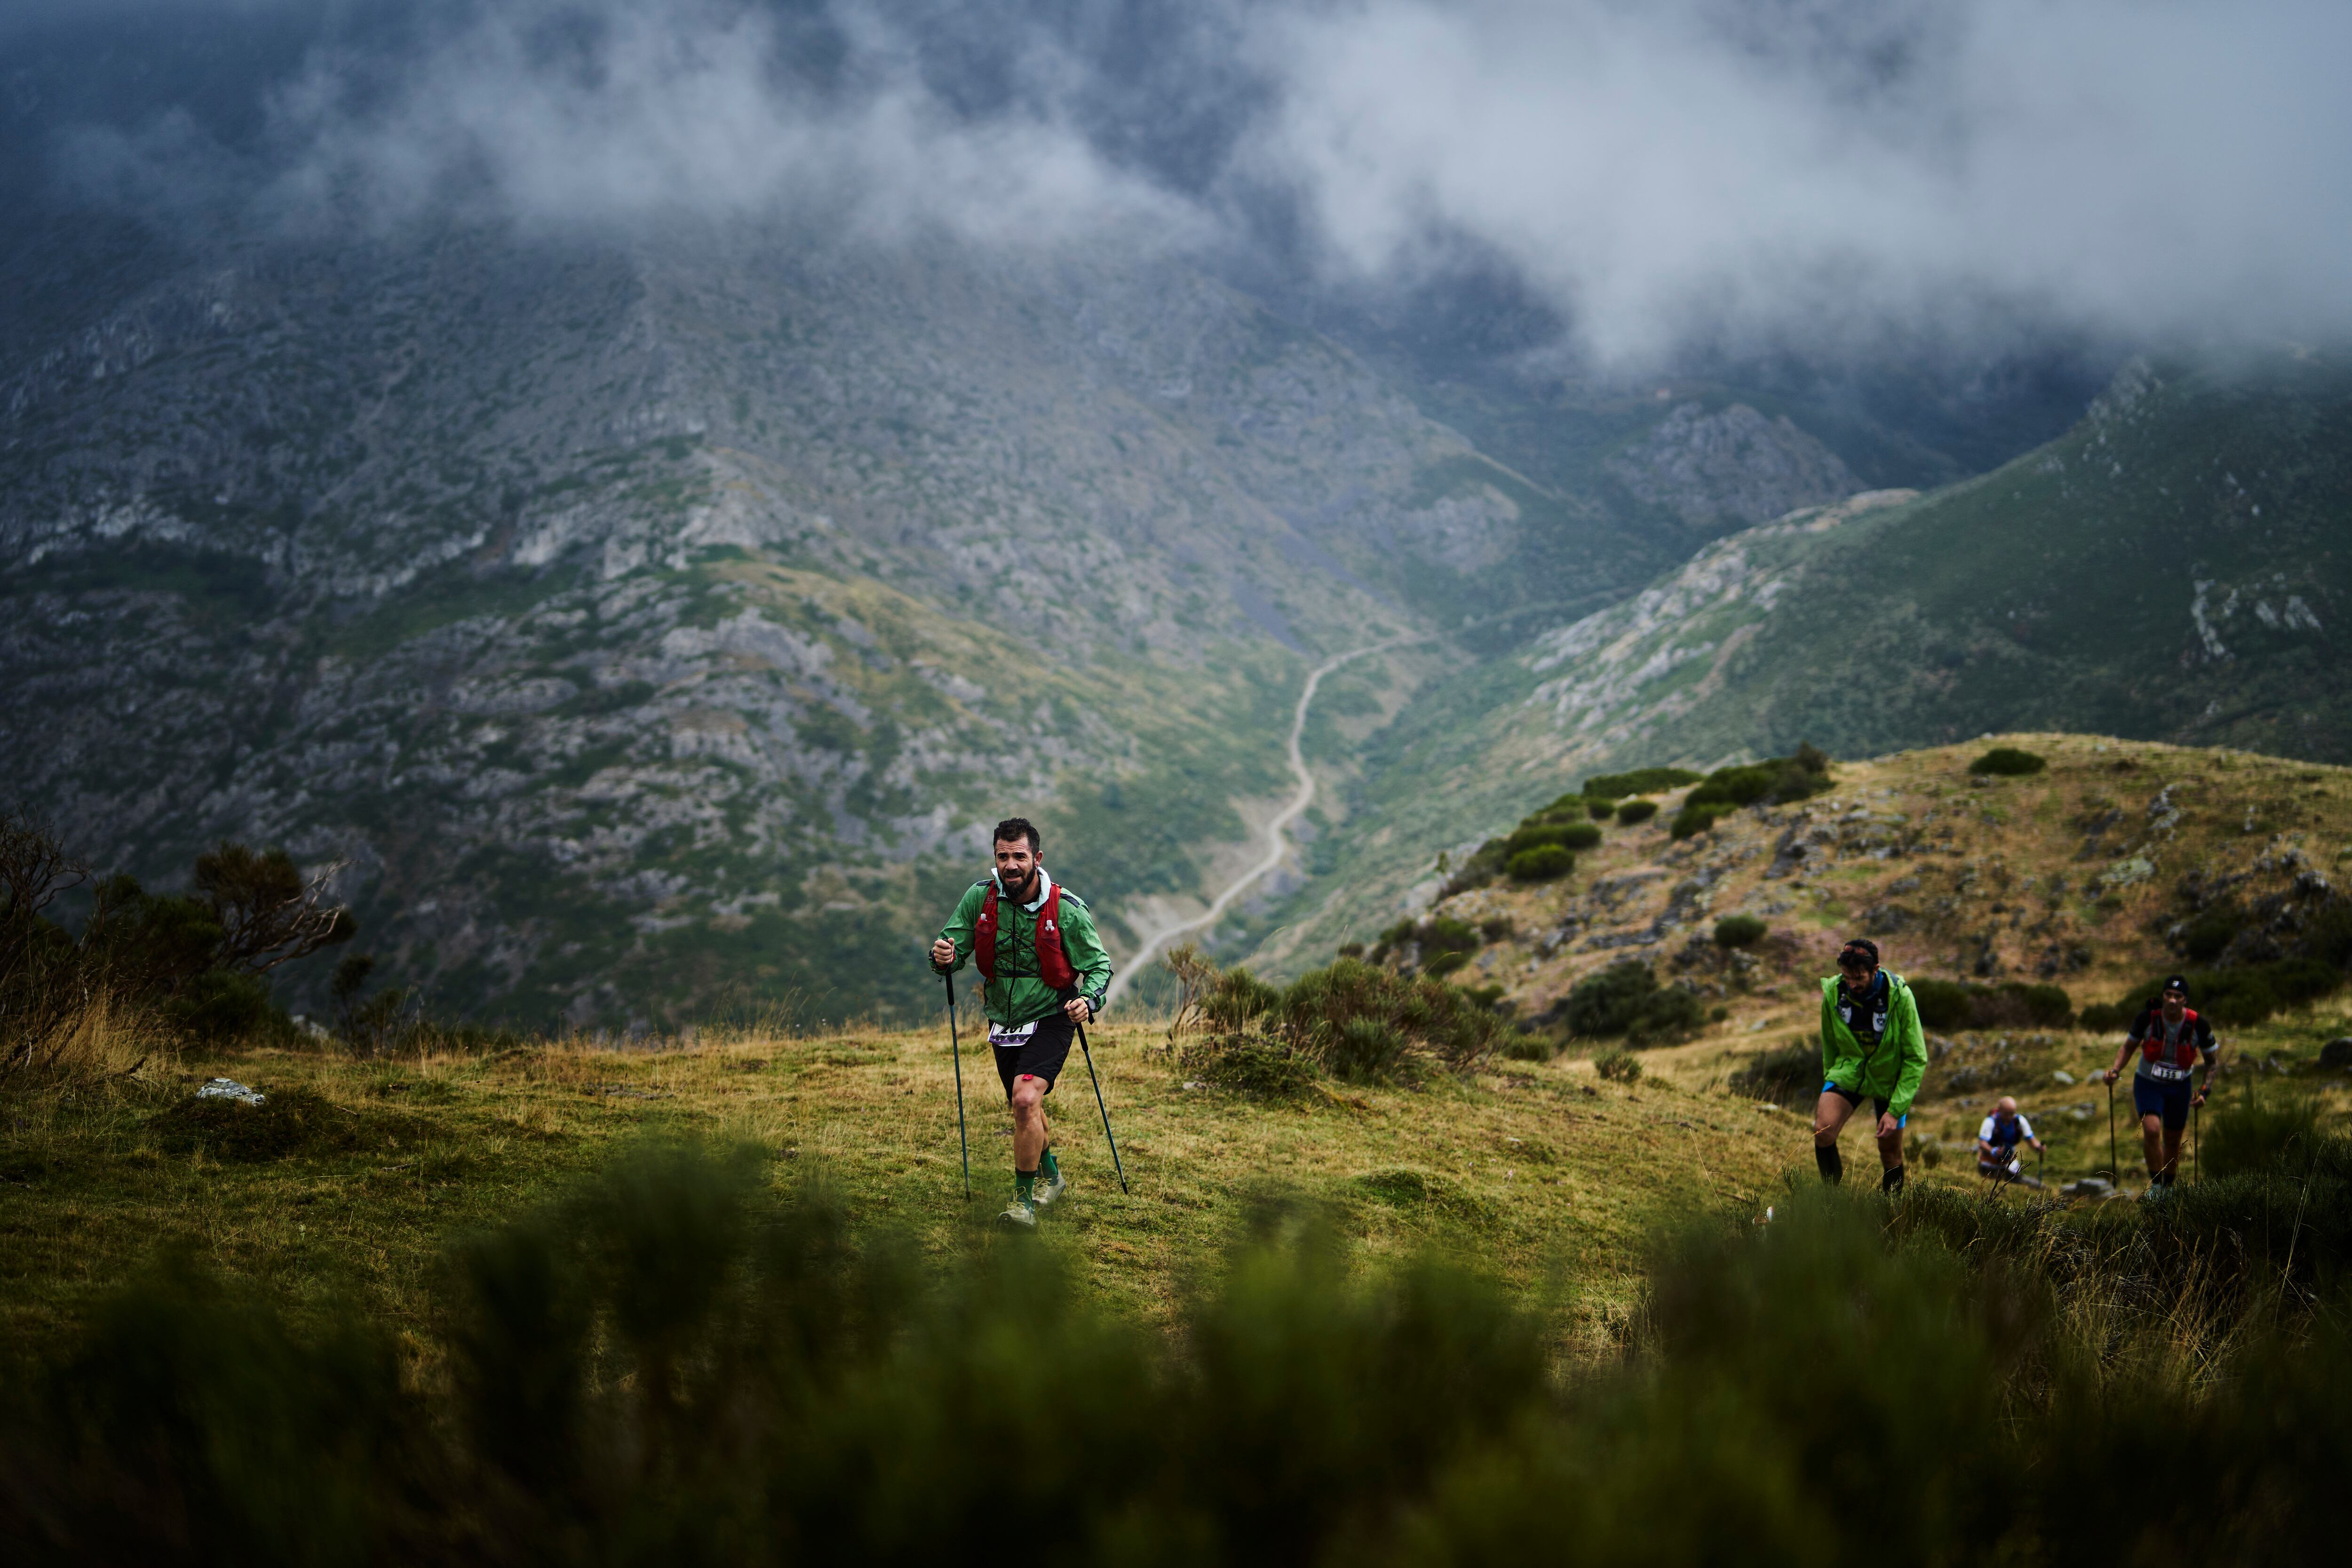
[988, 1020, 1038, 1050]
[2146, 1062, 2193, 1082]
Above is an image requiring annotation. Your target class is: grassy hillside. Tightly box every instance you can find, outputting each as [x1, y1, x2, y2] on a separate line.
[12, 733, 2352, 1349]
[1263, 352, 2352, 969]
[0, 1010, 1790, 1350]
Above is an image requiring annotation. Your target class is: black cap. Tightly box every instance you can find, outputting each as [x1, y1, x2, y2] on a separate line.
[1838, 938, 1880, 968]
[2161, 975, 2189, 997]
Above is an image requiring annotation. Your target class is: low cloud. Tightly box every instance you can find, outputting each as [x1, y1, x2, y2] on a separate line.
[260, 0, 1195, 248]
[32, 0, 2352, 366]
[1247, 0, 2352, 361]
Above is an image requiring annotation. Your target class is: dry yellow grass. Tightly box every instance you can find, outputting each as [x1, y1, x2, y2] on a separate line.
[0, 1006, 1830, 1353]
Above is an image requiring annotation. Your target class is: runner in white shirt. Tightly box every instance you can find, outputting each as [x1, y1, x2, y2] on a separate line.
[1976, 1096, 2044, 1184]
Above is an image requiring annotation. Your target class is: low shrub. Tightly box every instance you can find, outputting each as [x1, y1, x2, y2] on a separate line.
[1587, 798, 1616, 820]
[1905, 977, 2074, 1030]
[1594, 1046, 1643, 1083]
[1201, 968, 1284, 1032]
[1614, 798, 1659, 825]
[1668, 804, 1723, 840]
[12, 1153, 2352, 1562]
[1277, 957, 1502, 1078]
[1506, 845, 1575, 882]
[1327, 1017, 1414, 1082]
[2202, 1080, 2324, 1179]
[161, 968, 279, 1044]
[1176, 1033, 1319, 1101]
[1580, 765, 1703, 800]
[1423, 950, 1472, 979]
[1499, 1031, 1556, 1062]
[1557, 961, 1705, 1045]
[1712, 915, 1768, 949]
[1504, 821, 1599, 855]
[145, 1086, 421, 1163]
[1671, 748, 1834, 838]
[2176, 901, 2243, 966]
[1969, 747, 2047, 776]
[1730, 1040, 1820, 1107]
[2086, 961, 2347, 1029]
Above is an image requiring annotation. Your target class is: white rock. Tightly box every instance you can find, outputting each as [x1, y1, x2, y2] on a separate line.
[196, 1078, 266, 1106]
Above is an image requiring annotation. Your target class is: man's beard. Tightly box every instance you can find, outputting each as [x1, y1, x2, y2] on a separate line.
[1001, 867, 1037, 899]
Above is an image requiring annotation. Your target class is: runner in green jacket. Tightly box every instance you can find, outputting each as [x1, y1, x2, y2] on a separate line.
[930, 817, 1113, 1227]
[1812, 938, 1929, 1194]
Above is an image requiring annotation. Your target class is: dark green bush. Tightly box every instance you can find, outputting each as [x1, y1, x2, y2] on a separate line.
[1587, 798, 1616, 820]
[1558, 961, 1705, 1044]
[1904, 977, 2074, 1030]
[2096, 961, 2346, 1027]
[1614, 798, 1659, 825]
[2177, 902, 2243, 965]
[1712, 915, 1767, 948]
[1730, 1040, 1820, 1107]
[1581, 766, 1703, 800]
[1423, 950, 1471, 979]
[1594, 1046, 1643, 1083]
[1503, 822, 1597, 855]
[1326, 1018, 1414, 1082]
[161, 969, 278, 1044]
[2202, 1080, 2324, 1179]
[1201, 968, 1284, 1031]
[1908, 978, 1971, 1030]
[1421, 917, 1482, 958]
[1969, 747, 2048, 776]
[12, 1155, 2352, 1563]
[1669, 804, 1723, 840]
[1506, 845, 1575, 882]
[1176, 1033, 1319, 1100]
[1278, 957, 1502, 1076]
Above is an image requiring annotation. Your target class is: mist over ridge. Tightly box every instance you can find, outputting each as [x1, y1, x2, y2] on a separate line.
[10, 0, 2348, 370]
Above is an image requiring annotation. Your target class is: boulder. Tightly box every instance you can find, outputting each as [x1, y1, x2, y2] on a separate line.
[2063, 1176, 2114, 1200]
[2320, 1038, 2352, 1070]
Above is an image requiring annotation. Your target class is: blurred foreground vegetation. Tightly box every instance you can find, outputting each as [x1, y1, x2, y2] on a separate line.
[4, 1112, 2348, 1563]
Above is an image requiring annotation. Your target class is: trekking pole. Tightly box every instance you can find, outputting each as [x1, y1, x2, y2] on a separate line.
[944, 972, 970, 1201]
[2193, 1096, 2201, 1185]
[1073, 1019, 1129, 1194]
[2117, 1086, 2136, 1185]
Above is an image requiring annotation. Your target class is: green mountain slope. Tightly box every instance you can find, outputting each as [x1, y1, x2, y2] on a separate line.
[1257, 351, 2352, 972]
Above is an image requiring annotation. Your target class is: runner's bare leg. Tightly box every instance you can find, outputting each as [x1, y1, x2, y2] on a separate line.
[1011, 1075, 1049, 1170]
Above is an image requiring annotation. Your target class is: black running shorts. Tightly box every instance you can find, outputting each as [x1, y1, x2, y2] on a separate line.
[991, 1013, 1075, 1098]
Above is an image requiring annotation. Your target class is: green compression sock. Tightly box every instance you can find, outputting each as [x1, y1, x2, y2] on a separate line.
[1016, 1169, 1037, 1202]
[1040, 1147, 1059, 1181]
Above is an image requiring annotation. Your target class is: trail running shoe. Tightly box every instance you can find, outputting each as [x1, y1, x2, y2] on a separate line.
[998, 1197, 1038, 1229]
[1032, 1169, 1069, 1208]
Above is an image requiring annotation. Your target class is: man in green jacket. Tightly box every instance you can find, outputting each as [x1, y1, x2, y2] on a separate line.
[930, 817, 1114, 1227]
[1812, 938, 1928, 1194]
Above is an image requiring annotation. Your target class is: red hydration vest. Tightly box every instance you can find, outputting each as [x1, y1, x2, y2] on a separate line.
[975, 880, 1076, 989]
[2139, 1007, 2204, 1075]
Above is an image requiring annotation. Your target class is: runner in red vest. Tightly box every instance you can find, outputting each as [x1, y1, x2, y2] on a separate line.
[2101, 974, 2220, 1195]
[930, 817, 1113, 1227]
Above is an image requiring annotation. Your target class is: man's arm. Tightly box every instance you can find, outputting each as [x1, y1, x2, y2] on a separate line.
[2195, 1018, 2223, 1103]
[2021, 1115, 2043, 1152]
[1057, 894, 1114, 1021]
[2105, 1014, 2145, 1083]
[931, 884, 983, 974]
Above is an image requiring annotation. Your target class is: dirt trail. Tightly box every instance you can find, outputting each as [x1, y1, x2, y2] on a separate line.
[1108, 638, 1421, 1004]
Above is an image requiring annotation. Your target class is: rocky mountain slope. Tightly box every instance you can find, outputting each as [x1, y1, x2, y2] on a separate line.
[1253, 351, 2352, 971]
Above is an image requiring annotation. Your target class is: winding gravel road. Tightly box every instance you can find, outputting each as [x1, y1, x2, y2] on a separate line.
[1105, 637, 1424, 1004]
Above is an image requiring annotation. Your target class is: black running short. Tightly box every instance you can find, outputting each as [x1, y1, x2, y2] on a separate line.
[990, 1013, 1075, 1098]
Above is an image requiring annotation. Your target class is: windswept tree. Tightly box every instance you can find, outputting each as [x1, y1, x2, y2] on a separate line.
[192, 842, 357, 974]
